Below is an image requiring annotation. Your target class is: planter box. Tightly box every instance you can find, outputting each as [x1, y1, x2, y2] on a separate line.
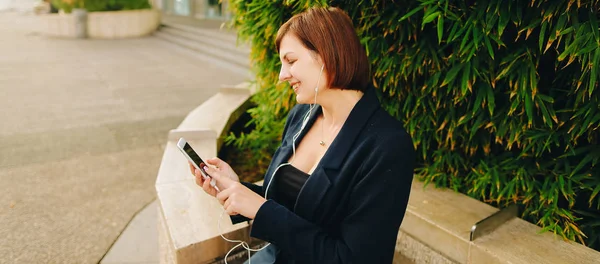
[40, 13, 78, 38]
[40, 9, 160, 39]
[87, 9, 160, 39]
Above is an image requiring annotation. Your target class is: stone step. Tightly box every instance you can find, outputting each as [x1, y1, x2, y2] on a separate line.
[154, 23, 251, 71]
[160, 25, 250, 56]
[161, 22, 245, 48]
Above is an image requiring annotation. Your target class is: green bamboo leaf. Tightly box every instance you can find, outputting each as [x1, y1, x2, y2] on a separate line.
[590, 14, 599, 41]
[448, 22, 461, 42]
[498, 6, 510, 36]
[557, 40, 579, 61]
[554, 14, 567, 38]
[461, 64, 471, 95]
[537, 98, 553, 128]
[452, 17, 473, 42]
[590, 184, 600, 207]
[558, 175, 566, 199]
[488, 33, 506, 47]
[590, 49, 599, 96]
[399, 6, 423, 22]
[472, 23, 481, 47]
[470, 114, 485, 140]
[537, 94, 554, 103]
[437, 16, 444, 43]
[571, 153, 594, 177]
[574, 41, 599, 57]
[474, 88, 485, 114]
[525, 90, 534, 126]
[467, 42, 478, 61]
[539, 21, 548, 52]
[557, 27, 575, 37]
[441, 64, 463, 87]
[577, 111, 598, 138]
[422, 11, 440, 27]
[484, 35, 495, 59]
[459, 26, 472, 52]
[487, 86, 495, 116]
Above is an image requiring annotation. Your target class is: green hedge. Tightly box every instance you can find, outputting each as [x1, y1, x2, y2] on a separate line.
[51, 0, 151, 13]
[226, 0, 600, 250]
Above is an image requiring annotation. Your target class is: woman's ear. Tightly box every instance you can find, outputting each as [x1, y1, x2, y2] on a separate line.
[310, 51, 325, 67]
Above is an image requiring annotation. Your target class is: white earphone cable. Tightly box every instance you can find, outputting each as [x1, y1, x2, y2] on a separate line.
[218, 64, 325, 264]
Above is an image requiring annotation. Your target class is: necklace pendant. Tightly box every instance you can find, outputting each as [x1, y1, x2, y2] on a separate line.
[319, 141, 326, 146]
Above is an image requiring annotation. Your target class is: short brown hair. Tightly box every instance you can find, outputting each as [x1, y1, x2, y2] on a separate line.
[275, 7, 371, 92]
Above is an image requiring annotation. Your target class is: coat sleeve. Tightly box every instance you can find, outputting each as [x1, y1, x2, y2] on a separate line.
[230, 182, 264, 224]
[249, 132, 415, 263]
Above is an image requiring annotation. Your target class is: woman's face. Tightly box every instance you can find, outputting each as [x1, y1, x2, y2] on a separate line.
[278, 34, 327, 104]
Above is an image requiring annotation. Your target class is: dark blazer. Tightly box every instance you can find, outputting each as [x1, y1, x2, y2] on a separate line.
[234, 88, 415, 263]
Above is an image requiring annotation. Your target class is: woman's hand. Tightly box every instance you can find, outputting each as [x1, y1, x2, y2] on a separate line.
[203, 165, 266, 219]
[205, 157, 240, 182]
[189, 157, 239, 197]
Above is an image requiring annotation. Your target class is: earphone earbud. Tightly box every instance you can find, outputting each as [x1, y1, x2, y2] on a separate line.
[315, 64, 325, 92]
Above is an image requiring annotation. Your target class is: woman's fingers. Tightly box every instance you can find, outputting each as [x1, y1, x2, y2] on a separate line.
[195, 174, 203, 186]
[206, 157, 228, 170]
[216, 186, 231, 205]
[223, 195, 240, 215]
[223, 196, 231, 209]
[194, 168, 204, 185]
[202, 175, 218, 196]
[203, 165, 232, 189]
[189, 162, 196, 175]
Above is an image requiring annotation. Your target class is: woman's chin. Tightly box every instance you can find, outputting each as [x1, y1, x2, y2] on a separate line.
[294, 94, 311, 104]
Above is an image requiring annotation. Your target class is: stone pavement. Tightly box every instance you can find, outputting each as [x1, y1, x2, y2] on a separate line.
[0, 11, 248, 263]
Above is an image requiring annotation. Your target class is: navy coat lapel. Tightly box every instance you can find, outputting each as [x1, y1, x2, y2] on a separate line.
[294, 88, 381, 220]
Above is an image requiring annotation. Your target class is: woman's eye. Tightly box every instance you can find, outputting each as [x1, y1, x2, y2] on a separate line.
[288, 60, 296, 65]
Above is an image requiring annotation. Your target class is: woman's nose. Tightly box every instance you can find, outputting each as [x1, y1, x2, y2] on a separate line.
[279, 67, 291, 82]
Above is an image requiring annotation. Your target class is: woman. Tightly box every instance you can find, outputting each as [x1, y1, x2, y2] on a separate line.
[190, 6, 415, 264]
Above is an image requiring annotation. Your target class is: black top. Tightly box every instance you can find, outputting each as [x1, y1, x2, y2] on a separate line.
[272, 164, 310, 211]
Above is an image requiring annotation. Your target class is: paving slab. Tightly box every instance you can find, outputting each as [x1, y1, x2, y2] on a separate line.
[0, 11, 248, 264]
[100, 200, 159, 264]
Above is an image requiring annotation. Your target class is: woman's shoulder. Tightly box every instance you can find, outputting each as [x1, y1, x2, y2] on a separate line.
[366, 108, 413, 152]
[287, 104, 310, 120]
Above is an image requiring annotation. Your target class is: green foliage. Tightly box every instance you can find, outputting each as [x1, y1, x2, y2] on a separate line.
[52, 0, 151, 13]
[227, 0, 600, 250]
[85, 0, 152, 12]
[51, 0, 82, 13]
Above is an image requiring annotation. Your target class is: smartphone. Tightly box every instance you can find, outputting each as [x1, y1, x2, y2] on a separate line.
[176, 137, 219, 191]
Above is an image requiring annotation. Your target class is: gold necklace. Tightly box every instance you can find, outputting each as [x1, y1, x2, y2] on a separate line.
[319, 115, 326, 146]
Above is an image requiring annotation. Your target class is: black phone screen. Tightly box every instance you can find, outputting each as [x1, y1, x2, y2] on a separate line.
[183, 142, 209, 176]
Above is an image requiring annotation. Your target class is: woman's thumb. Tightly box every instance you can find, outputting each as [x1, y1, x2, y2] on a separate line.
[204, 164, 229, 187]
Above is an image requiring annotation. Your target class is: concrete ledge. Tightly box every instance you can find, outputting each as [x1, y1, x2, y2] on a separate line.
[88, 9, 160, 39]
[399, 180, 497, 263]
[398, 181, 600, 264]
[470, 217, 599, 264]
[395, 230, 452, 264]
[156, 82, 256, 264]
[177, 83, 253, 150]
[38, 13, 78, 38]
[39, 9, 160, 39]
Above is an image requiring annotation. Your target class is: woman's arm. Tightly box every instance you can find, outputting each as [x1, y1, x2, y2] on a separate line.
[229, 105, 306, 224]
[249, 133, 415, 263]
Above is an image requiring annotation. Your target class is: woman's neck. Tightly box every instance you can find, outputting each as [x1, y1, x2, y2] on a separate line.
[318, 89, 364, 129]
